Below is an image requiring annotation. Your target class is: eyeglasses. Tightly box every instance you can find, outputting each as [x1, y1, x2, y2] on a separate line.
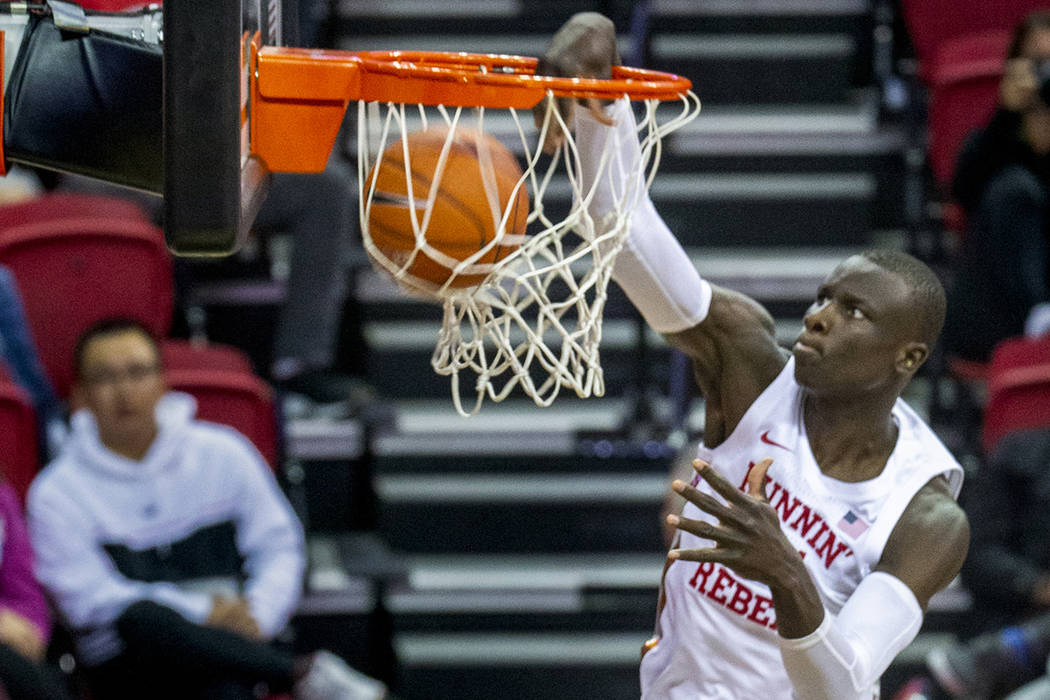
[81, 363, 161, 387]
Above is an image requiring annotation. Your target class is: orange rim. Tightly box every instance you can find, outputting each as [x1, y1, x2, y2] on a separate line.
[252, 46, 695, 172]
[350, 50, 692, 101]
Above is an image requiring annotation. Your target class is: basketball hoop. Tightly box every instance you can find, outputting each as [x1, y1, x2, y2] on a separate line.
[251, 47, 701, 415]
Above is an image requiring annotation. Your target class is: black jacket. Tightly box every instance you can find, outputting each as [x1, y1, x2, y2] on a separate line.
[942, 109, 1050, 362]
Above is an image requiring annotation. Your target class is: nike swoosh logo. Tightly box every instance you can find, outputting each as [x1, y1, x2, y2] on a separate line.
[760, 431, 790, 451]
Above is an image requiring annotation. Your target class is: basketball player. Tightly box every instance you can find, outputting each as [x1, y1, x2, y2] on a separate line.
[538, 13, 970, 699]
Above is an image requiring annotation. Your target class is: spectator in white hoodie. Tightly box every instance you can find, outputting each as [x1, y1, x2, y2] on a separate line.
[26, 317, 386, 700]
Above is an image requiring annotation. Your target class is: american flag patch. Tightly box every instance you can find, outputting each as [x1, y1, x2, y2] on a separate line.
[837, 509, 869, 538]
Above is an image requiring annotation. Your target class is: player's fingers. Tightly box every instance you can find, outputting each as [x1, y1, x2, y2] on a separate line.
[534, 94, 573, 154]
[665, 512, 724, 543]
[745, 458, 774, 502]
[671, 478, 737, 523]
[540, 126, 566, 155]
[666, 545, 735, 564]
[691, 459, 746, 505]
[584, 97, 614, 125]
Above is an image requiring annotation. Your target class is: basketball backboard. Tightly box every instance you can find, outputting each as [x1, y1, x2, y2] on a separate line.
[163, 0, 286, 255]
[0, 0, 289, 256]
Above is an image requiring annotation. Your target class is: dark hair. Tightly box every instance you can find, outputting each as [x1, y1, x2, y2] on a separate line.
[73, 317, 161, 380]
[860, 249, 946, 348]
[1008, 10, 1050, 59]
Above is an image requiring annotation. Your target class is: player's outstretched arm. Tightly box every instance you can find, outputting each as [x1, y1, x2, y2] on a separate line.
[538, 13, 785, 415]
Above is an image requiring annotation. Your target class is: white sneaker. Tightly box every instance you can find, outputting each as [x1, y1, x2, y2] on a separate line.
[294, 650, 387, 700]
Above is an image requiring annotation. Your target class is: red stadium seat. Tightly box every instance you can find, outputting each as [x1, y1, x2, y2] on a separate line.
[900, 0, 1046, 81]
[0, 204, 172, 397]
[0, 364, 39, 503]
[0, 192, 149, 230]
[164, 364, 279, 469]
[161, 338, 255, 374]
[925, 30, 1011, 189]
[162, 341, 278, 466]
[982, 335, 1050, 454]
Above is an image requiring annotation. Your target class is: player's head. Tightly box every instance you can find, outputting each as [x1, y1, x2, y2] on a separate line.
[793, 249, 945, 397]
[73, 318, 165, 453]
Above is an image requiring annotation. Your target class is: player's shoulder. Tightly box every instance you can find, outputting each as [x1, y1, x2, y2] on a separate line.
[889, 477, 970, 561]
[877, 476, 970, 605]
[904, 477, 968, 528]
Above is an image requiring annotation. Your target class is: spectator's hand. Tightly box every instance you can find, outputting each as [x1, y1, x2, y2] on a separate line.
[206, 595, 261, 640]
[0, 608, 45, 662]
[533, 12, 619, 153]
[1001, 58, 1041, 113]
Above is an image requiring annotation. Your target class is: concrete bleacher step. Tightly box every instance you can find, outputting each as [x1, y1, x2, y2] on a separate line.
[370, 398, 675, 553]
[341, 547, 660, 700]
[648, 0, 871, 32]
[375, 471, 669, 553]
[332, 0, 609, 37]
[645, 0, 870, 106]
[649, 32, 857, 105]
[662, 102, 908, 232]
[301, 537, 972, 700]
[393, 634, 646, 700]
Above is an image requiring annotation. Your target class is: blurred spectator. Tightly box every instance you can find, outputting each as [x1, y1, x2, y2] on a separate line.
[942, 10, 1050, 363]
[0, 480, 74, 700]
[251, 157, 369, 409]
[924, 428, 1050, 698]
[26, 318, 385, 699]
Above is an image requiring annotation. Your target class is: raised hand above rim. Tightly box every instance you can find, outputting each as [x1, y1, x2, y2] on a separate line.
[533, 12, 621, 153]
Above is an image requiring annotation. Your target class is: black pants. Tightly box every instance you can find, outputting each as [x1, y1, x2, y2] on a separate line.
[0, 641, 73, 700]
[86, 601, 296, 700]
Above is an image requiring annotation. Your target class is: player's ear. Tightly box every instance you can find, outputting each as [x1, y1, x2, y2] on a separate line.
[896, 343, 928, 375]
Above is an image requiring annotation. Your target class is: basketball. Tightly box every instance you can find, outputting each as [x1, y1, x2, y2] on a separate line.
[364, 127, 529, 291]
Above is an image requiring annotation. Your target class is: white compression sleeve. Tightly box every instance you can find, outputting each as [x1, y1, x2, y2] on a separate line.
[574, 99, 711, 334]
[779, 572, 923, 700]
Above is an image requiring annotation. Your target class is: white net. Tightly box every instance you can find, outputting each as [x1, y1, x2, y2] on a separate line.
[357, 92, 701, 416]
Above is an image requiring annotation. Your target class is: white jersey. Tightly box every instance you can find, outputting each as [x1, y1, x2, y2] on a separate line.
[640, 357, 963, 699]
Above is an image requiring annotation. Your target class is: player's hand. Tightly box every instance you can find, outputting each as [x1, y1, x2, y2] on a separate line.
[0, 608, 45, 661]
[533, 12, 620, 153]
[1001, 57, 1041, 113]
[666, 458, 803, 586]
[206, 595, 262, 640]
